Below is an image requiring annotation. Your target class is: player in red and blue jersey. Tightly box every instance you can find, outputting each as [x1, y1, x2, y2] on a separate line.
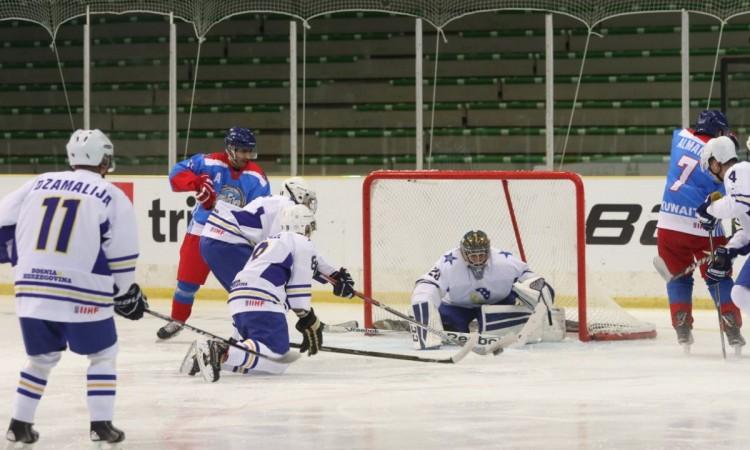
[656, 110, 743, 349]
[157, 127, 271, 340]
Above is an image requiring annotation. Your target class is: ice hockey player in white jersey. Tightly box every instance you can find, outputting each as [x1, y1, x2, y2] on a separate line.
[694, 135, 748, 350]
[186, 204, 355, 382]
[410, 230, 556, 349]
[200, 176, 333, 290]
[0, 129, 148, 444]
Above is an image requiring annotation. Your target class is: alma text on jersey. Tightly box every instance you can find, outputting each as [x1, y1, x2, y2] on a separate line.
[676, 136, 703, 157]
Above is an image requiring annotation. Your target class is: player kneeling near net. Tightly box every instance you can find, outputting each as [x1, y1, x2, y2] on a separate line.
[182, 204, 355, 382]
[410, 230, 563, 349]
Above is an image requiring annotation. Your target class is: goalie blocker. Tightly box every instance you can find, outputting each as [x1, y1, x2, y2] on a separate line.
[411, 276, 564, 350]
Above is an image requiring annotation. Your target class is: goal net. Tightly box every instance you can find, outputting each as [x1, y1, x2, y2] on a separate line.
[362, 170, 656, 341]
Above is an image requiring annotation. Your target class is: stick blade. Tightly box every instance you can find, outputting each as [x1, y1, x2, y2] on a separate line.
[450, 333, 479, 363]
[653, 255, 674, 282]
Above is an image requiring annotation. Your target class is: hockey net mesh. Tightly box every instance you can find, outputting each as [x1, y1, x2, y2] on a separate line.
[363, 171, 656, 341]
[1, 1, 747, 39]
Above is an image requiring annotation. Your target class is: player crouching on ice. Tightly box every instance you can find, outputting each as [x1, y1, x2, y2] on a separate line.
[410, 230, 562, 350]
[183, 204, 355, 382]
[695, 135, 749, 351]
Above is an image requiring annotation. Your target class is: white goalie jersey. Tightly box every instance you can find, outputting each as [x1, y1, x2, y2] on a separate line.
[411, 247, 537, 309]
[0, 170, 138, 323]
[202, 196, 295, 247]
[227, 231, 321, 316]
[707, 161, 750, 251]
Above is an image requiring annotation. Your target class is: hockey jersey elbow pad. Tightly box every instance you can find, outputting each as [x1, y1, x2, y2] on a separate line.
[0, 225, 16, 265]
[169, 170, 202, 192]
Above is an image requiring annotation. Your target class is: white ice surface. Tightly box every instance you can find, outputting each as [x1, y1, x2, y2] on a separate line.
[0, 297, 749, 450]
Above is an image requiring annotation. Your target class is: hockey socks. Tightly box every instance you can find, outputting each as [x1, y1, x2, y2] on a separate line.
[86, 344, 118, 422]
[172, 281, 200, 322]
[12, 352, 60, 424]
[224, 339, 290, 375]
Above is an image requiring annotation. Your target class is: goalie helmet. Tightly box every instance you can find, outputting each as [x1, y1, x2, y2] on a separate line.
[66, 129, 115, 172]
[700, 136, 738, 175]
[224, 127, 257, 167]
[281, 177, 317, 212]
[460, 230, 490, 280]
[694, 110, 729, 138]
[279, 204, 316, 237]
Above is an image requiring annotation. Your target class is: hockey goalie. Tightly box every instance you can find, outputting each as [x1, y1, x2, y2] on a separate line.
[408, 230, 565, 350]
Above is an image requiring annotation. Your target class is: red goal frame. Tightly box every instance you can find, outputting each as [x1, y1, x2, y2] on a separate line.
[362, 170, 592, 340]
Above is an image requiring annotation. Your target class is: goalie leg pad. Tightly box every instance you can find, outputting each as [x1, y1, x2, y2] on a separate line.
[411, 301, 444, 350]
[541, 307, 566, 342]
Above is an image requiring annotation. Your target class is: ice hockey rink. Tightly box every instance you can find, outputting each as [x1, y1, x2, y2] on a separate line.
[0, 297, 749, 450]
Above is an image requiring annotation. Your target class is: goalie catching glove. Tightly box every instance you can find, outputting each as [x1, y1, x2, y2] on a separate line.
[295, 308, 323, 356]
[113, 283, 149, 320]
[330, 268, 355, 298]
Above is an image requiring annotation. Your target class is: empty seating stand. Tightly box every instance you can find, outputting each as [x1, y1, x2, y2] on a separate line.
[0, 11, 748, 174]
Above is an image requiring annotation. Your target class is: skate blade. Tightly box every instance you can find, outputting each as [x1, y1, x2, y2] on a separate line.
[179, 340, 198, 375]
[682, 343, 691, 355]
[733, 345, 743, 357]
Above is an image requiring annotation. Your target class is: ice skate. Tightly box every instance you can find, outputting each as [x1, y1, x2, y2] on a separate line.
[6, 419, 38, 444]
[721, 313, 745, 356]
[179, 340, 200, 376]
[674, 311, 693, 354]
[156, 320, 183, 340]
[195, 339, 229, 383]
[90, 421, 124, 443]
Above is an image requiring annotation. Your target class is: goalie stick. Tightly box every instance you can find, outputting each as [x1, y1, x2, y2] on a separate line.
[324, 323, 512, 348]
[146, 309, 301, 364]
[290, 333, 478, 364]
[653, 254, 711, 282]
[322, 273, 490, 354]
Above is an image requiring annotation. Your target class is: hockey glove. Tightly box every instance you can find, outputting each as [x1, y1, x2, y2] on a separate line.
[113, 283, 149, 320]
[295, 308, 323, 356]
[331, 268, 355, 298]
[696, 192, 722, 231]
[195, 174, 216, 210]
[707, 247, 734, 282]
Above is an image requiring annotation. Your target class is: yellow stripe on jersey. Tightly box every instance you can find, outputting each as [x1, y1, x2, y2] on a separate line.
[228, 288, 277, 303]
[207, 215, 243, 235]
[287, 287, 311, 296]
[15, 285, 113, 304]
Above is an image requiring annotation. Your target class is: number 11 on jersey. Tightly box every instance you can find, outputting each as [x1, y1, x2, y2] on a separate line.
[36, 197, 81, 253]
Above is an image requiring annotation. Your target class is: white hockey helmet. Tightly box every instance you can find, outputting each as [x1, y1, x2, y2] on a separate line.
[66, 129, 115, 172]
[700, 136, 738, 172]
[279, 204, 316, 237]
[281, 177, 317, 212]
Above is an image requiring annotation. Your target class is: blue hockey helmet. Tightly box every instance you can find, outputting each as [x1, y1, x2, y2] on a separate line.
[224, 127, 257, 166]
[694, 110, 729, 137]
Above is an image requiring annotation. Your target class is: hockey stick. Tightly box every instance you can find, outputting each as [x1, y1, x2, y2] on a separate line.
[653, 254, 711, 282]
[707, 232, 728, 360]
[321, 274, 485, 353]
[289, 333, 478, 364]
[145, 309, 302, 364]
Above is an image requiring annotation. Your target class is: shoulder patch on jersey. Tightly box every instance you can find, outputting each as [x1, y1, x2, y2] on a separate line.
[443, 253, 457, 265]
